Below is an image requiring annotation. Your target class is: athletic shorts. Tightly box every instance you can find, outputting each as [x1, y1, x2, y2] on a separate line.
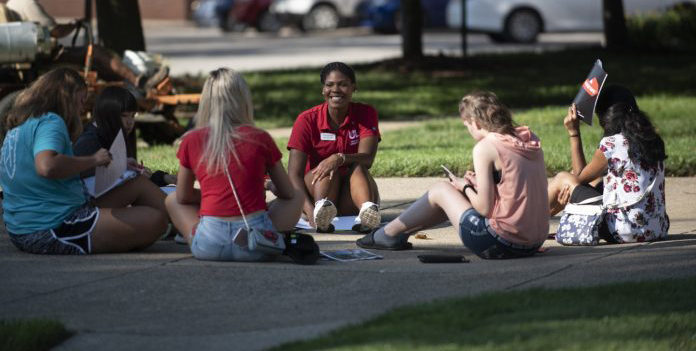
[7, 203, 100, 255]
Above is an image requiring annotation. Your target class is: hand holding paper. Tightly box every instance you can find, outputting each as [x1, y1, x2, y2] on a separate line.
[572, 59, 608, 125]
[564, 104, 580, 136]
[92, 148, 112, 167]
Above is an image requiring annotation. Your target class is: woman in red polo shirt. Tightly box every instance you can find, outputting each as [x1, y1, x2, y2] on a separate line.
[287, 62, 381, 233]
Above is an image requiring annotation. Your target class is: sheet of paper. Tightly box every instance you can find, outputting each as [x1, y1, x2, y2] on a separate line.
[296, 216, 360, 231]
[320, 249, 383, 262]
[94, 129, 128, 198]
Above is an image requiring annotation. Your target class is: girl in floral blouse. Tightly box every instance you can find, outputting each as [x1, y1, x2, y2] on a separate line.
[548, 85, 668, 244]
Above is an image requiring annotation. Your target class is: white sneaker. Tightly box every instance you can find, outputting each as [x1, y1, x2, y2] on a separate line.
[313, 198, 337, 233]
[355, 202, 380, 233]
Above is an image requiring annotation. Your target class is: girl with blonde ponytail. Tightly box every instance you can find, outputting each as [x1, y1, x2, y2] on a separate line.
[166, 68, 303, 261]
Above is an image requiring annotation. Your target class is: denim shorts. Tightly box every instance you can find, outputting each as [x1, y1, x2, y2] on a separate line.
[191, 213, 277, 262]
[7, 202, 99, 255]
[458, 208, 539, 259]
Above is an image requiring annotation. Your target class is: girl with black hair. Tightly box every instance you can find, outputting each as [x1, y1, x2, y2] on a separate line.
[287, 62, 382, 233]
[73, 86, 177, 186]
[548, 85, 669, 244]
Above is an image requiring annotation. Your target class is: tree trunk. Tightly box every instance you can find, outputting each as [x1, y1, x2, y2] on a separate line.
[95, 0, 145, 55]
[603, 0, 628, 49]
[401, 0, 423, 60]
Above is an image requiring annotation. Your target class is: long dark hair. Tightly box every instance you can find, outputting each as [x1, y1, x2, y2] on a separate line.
[600, 103, 666, 167]
[6, 67, 87, 141]
[92, 86, 137, 157]
[596, 85, 666, 167]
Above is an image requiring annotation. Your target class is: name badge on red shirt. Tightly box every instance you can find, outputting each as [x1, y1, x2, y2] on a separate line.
[320, 132, 336, 141]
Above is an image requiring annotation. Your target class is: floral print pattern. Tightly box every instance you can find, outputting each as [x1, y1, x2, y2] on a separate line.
[600, 134, 669, 243]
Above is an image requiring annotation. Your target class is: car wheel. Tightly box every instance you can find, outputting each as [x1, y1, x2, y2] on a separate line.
[504, 9, 542, 43]
[302, 4, 340, 31]
[257, 11, 281, 32]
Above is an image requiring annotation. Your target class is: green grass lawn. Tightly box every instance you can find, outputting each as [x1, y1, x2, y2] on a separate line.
[140, 95, 696, 177]
[0, 319, 72, 351]
[272, 277, 696, 351]
[174, 49, 696, 129]
[149, 49, 696, 176]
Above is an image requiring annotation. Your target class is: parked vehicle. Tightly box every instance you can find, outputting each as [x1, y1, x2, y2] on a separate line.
[191, 0, 279, 32]
[232, 0, 280, 32]
[362, 0, 449, 33]
[446, 0, 695, 43]
[270, 0, 365, 31]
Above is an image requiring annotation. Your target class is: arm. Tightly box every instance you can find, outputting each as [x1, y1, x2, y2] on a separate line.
[34, 149, 111, 179]
[175, 166, 200, 204]
[287, 149, 315, 222]
[466, 141, 498, 216]
[565, 104, 587, 175]
[576, 149, 608, 185]
[268, 161, 298, 200]
[310, 136, 379, 184]
[447, 140, 497, 216]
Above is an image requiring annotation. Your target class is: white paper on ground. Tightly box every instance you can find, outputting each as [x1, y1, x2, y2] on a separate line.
[296, 216, 358, 231]
[320, 249, 383, 262]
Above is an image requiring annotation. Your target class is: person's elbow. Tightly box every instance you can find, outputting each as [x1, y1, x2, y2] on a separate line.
[176, 189, 197, 204]
[35, 160, 61, 178]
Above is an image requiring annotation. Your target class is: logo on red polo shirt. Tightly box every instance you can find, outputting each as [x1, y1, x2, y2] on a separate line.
[348, 130, 358, 139]
[583, 77, 600, 96]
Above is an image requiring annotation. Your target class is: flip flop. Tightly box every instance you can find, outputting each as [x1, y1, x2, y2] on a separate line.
[356, 231, 412, 251]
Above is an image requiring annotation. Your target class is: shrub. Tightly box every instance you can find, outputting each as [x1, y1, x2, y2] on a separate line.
[627, 4, 696, 51]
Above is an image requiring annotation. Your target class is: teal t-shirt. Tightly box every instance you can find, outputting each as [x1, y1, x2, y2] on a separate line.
[0, 113, 86, 234]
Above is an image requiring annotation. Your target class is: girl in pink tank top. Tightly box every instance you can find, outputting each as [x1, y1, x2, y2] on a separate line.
[357, 91, 549, 259]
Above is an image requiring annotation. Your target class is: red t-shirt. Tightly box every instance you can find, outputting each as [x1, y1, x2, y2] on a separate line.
[177, 126, 282, 217]
[287, 102, 380, 173]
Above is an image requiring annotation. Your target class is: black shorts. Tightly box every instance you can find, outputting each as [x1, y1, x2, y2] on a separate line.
[570, 182, 603, 204]
[8, 203, 100, 255]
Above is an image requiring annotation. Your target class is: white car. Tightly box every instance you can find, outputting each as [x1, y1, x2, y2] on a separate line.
[446, 0, 694, 43]
[270, 0, 365, 31]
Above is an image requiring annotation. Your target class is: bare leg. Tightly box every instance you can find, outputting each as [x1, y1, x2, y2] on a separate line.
[336, 165, 380, 215]
[267, 187, 305, 231]
[384, 181, 472, 237]
[95, 175, 167, 215]
[91, 206, 168, 253]
[548, 171, 579, 216]
[304, 170, 341, 204]
[164, 192, 199, 245]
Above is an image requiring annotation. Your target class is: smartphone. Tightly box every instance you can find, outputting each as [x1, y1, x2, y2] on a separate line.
[440, 164, 456, 180]
[418, 254, 469, 263]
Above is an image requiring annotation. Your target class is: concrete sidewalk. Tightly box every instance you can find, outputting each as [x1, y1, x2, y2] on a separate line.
[1, 178, 694, 351]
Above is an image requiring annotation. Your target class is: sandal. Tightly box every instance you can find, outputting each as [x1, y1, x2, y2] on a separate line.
[356, 230, 412, 251]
